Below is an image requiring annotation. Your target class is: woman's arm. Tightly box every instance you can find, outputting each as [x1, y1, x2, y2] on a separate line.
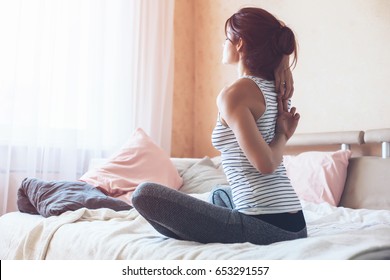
[218, 84, 300, 175]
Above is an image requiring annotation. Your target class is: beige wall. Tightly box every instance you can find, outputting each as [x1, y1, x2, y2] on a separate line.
[172, 0, 390, 158]
[172, 0, 195, 157]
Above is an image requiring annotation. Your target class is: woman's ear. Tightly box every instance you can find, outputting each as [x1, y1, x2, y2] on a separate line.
[236, 38, 243, 52]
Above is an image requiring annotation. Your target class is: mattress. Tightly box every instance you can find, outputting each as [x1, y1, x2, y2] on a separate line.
[1, 157, 390, 260]
[1, 197, 390, 260]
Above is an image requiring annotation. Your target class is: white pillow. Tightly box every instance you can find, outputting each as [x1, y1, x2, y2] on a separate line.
[180, 157, 228, 194]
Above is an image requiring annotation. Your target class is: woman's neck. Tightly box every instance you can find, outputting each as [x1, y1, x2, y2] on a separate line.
[237, 60, 253, 77]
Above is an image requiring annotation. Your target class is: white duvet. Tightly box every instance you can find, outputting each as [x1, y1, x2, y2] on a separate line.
[1, 198, 390, 260]
[1, 157, 390, 260]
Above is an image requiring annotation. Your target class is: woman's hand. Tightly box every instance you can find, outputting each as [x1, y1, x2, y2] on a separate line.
[274, 55, 294, 111]
[275, 97, 300, 141]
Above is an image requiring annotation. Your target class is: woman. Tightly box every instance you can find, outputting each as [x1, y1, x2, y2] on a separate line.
[132, 7, 307, 245]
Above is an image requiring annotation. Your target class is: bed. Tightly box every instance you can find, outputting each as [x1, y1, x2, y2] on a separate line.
[1, 128, 390, 260]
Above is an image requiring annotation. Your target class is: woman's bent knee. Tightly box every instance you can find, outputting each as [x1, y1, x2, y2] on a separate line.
[131, 182, 166, 207]
[132, 182, 152, 207]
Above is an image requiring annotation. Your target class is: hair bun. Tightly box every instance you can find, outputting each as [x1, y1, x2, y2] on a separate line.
[272, 26, 296, 55]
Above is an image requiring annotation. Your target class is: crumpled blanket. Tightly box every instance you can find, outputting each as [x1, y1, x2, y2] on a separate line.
[17, 178, 132, 217]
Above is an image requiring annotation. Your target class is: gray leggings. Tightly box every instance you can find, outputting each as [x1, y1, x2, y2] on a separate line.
[132, 182, 307, 245]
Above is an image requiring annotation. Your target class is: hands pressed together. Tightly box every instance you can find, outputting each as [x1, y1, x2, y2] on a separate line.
[276, 101, 300, 141]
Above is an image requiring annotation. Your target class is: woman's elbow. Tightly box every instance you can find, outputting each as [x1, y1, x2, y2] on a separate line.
[254, 161, 277, 175]
[258, 166, 276, 175]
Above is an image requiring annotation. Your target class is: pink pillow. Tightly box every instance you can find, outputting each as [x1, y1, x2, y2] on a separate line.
[283, 150, 352, 206]
[79, 128, 183, 205]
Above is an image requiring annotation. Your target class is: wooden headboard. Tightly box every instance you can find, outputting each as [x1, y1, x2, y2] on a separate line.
[286, 128, 390, 210]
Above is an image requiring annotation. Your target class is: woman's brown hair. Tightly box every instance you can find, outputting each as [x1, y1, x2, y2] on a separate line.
[225, 7, 297, 80]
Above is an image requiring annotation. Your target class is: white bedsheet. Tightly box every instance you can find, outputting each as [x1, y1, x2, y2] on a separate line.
[1, 156, 390, 260]
[1, 195, 390, 260]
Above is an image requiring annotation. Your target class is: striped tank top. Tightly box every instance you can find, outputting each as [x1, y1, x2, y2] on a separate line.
[211, 76, 302, 215]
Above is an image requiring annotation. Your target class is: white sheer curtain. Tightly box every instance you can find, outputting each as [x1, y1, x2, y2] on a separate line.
[0, 0, 174, 216]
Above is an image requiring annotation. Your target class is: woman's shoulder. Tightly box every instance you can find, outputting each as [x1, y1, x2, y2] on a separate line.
[217, 80, 251, 109]
[219, 78, 259, 100]
[217, 78, 266, 116]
